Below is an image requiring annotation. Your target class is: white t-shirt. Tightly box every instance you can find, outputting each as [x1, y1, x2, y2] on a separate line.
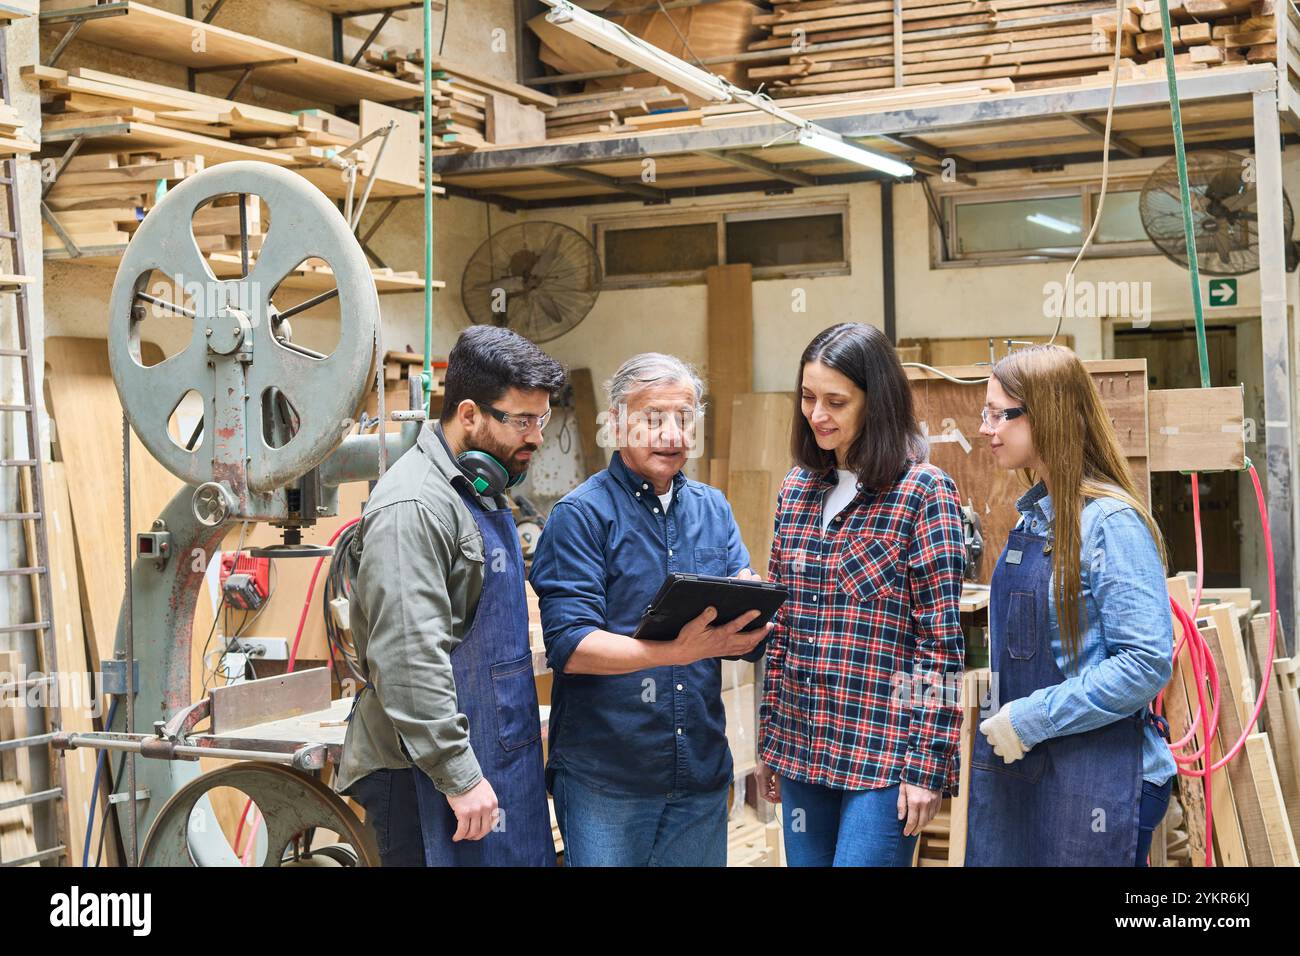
[658, 490, 673, 513]
[822, 469, 858, 530]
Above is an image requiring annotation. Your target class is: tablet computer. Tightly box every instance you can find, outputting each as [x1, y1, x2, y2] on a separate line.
[631, 573, 788, 642]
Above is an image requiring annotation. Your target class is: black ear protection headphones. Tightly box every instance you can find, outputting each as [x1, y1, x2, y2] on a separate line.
[456, 449, 527, 497]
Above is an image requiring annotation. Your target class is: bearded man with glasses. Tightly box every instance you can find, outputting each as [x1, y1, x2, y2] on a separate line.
[336, 325, 566, 867]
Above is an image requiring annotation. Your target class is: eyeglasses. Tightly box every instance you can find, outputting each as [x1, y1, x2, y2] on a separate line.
[478, 403, 552, 433]
[625, 408, 700, 431]
[980, 405, 1027, 428]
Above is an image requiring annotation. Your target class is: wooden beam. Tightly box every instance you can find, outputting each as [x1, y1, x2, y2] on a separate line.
[706, 265, 754, 464]
[1066, 112, 1145, 156]
[548, 165, 668, 201]
[700, 149, 820, 186]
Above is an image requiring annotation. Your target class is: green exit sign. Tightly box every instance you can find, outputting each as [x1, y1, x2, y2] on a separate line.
[1208, 277, 1238, 307]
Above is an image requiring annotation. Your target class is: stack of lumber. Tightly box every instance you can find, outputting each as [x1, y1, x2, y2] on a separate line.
[544, 86, 691, 139]
[1118, 0, 1282, 77]
[41, 152, 221, 253]
[0, 98, 36, 156]
[23, 65, 412, 190]
[361, 47, 556, 147]
[745, 0, 1275, 96]
[1161, 576, 1300, 866]
[745, 0, 1143, 95]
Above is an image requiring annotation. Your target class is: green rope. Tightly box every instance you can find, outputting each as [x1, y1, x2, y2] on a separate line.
[1158, 0, 1212, 389]
[422, 0, 435, 397]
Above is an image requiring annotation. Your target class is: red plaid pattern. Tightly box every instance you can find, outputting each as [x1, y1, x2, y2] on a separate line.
[759, 461, 966, 794]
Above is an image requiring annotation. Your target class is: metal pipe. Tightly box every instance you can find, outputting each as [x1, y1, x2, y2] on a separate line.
[122, 413, 138, 866]
[1253, 85, 1298, 653]
[60, 733, 298, 765]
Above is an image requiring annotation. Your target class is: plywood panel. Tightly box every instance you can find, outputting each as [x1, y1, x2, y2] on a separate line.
[28, 464, 105, 866]
[908, 359, 1149, 583]
[359, 99, 423, 190]
[706, 264, 754, 462]
[1148, 386, 1247, 472]
[728, 392, 795, 577]
[44, 337, 184, 672]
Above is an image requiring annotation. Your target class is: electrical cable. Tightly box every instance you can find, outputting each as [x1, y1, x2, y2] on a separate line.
[95, 751, 127, 867]
[1046, 0, 1127, 345]
[82, 695, 118, 867]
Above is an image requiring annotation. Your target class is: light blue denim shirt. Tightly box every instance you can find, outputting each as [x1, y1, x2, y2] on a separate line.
[1004, 481, 1177, 785]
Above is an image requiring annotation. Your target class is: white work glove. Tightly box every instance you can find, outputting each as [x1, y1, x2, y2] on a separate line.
[979, 702, 1028, 764]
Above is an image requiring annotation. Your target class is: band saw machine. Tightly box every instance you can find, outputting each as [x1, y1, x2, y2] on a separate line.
[52, 161, 425, 867]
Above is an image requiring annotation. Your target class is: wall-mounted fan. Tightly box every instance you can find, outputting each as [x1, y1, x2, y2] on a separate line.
[461, 221, 603, 343]
[1138, 149, 1298, 275]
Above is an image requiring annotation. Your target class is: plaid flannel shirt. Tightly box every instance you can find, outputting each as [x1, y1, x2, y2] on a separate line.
[758, 461, 966, 795]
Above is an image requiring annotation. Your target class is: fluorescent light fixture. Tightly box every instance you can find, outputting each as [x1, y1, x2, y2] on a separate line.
[797, 127, 913, 179]
[541, 0, 731, 102]
[1026, 212, 1082, 235]
[540, 0, 912, 179]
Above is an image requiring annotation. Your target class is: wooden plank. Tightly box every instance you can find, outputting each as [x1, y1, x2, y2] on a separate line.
[485, 94, 546, 146]
[43, 337, 184, 669]
[706, 264, 754, 463]
[1245, 733, 1299, 864]
[1199, 617, 1272, 865]
[949, 667, 984, 865]
[1208, 603, 1258, 730]
[728, 393, 796, 578]
[425, 57, 557, 108]
[1248, 613, 1300, 838]
[569, 368, 607, 479]
[33, 463, 105, 866]
[0, 780, 38, 866]
[1166, 576, 1209, 865]
[359, 99, 423, 190]
[0, 649, 27, 783]
[1148, 387, 1246, 472]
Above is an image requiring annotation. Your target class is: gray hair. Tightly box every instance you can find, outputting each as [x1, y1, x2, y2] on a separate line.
[603, 352, 706, 412]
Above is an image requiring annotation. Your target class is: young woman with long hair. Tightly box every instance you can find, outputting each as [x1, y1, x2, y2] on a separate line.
[966, 343, 1176, 867]
[755, 322, 967, 867]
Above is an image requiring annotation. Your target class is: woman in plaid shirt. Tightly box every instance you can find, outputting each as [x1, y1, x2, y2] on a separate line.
[756, 323, 967, 867]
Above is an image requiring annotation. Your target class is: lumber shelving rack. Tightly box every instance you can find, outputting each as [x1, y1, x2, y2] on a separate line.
[39, 2, 425, 105]
[35, 0, 442, 291]
[430, 57, 1300, 653]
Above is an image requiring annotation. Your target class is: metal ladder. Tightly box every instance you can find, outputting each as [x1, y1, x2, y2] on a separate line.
[0, 21, 70, 867]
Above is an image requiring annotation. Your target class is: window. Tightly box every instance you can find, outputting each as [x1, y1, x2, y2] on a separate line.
[594, 202, 849, 287]
[938, 184, 1156, 266]
[604, 222, 719, 277]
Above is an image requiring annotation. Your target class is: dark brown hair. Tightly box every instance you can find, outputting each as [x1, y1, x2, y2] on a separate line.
[791, 323, 926, 489]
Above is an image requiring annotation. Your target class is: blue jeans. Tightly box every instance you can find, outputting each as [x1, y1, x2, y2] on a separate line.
[345, 768, 426, 868]
[780, 775, 918, 867]
[1135, 778, 1174, 867]
[551, 771, 729, 867]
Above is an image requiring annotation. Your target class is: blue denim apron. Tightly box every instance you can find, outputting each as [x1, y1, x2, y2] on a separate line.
[408, 487, 554, 866]
[964, 526, 1143, 866]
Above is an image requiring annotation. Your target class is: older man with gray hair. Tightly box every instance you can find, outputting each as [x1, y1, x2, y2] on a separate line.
[529, 352, 769, 867]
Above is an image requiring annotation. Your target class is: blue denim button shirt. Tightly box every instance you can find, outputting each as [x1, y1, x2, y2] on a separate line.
[529, 452, 764, 795]
[1005, 482, 1177, 785]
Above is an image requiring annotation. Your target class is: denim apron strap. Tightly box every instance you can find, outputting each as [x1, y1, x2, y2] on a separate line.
[965, 528, 1143, 866]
